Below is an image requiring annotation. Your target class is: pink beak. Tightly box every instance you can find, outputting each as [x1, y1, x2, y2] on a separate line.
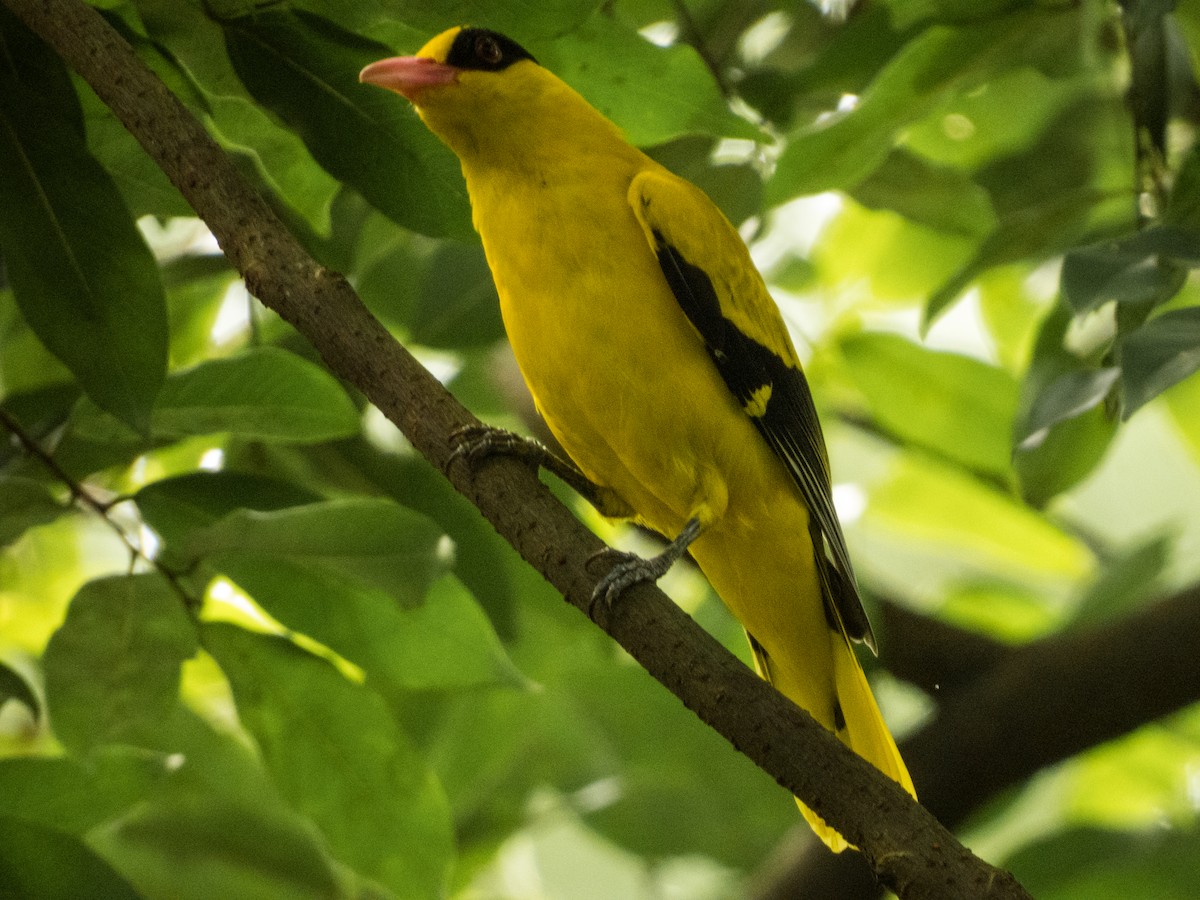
[359, 56, 458, 102]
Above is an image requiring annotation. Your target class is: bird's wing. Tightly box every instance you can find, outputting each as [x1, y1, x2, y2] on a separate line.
[628, 168, 875, 650]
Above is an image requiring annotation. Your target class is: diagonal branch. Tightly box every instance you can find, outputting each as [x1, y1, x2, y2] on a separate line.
[0, 1, 1030, 896]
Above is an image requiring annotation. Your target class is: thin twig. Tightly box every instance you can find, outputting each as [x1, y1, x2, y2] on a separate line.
[0, 408, 199, 610]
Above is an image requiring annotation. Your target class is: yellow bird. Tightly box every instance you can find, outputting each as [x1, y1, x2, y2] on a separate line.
[361, 26, 915, 851]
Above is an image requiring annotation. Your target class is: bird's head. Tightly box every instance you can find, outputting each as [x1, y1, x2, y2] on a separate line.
[359, 26, 547, 162]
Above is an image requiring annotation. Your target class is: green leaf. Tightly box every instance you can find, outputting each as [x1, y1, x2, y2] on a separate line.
[926, 86, 1138, 325]
[903, 65, 1086, 171]
[0, 11, 167, 432]
[1015, 403, 1117, 508]
[925, 186, 1111, 326]
[152, 347, 359, 441]
[203, 623, 454, 899]
[394, 0, 598, 38]
[0, 659, 39, 719]
[358, 232, 505, 349]
[0, 751, 169, 836]
[0, 476, 65, 548]
[187, 498, 521, 692]
[1009, 826, 1200, 900]
[223, 8, 472, 238]
[1120, 307, 1200, 417]
[410, 242, 505, 348]
[43, 575, 198, 754]
[647, 136, 765, 227]
[135, 471, 320, 549]
[1017, 368, 1121, 448]
[848, 148, 996, 237]
[208, 93, 342, 233]
[1068, 534, 1170, 627]
[79, 49, 192, 220]
[1062, 227, 1197, 316]
[839, 332, 1018, 480]
[328, 441, 521, 637]
[1166, 143, 1200, 229]
[183, 497, 446, 604]
[0, 815, 142, 900]
[536, 16, 761, 146]
[1013, 302, 1118, 505]
[89, 796, 348, 900]
[72, 347, 360, 444]
[355, 572, 527, 693]
[769, 19, 1020, 203]
[861, 439, 1094, 592]
[576, 665, 794, 866]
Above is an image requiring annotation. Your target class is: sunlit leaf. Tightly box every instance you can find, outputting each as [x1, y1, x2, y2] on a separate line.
[333, 443, 521, 636]
[43, 575, 198, 754]
[203, 623, 454, 899]
[812, 199, 976, 302]
[860, 445, 1093, 595]
[839, 332, 1018, 480]
[346, 572, 527, 692]
[186, 498, 521, 692]
[903, 66, 1084, 171]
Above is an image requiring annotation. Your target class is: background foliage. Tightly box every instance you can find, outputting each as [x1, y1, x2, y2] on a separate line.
[2, 0, 1200, 897]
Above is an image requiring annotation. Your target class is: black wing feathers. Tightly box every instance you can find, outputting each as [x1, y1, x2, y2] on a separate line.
[653, 233, 777, 411]
[651, 231, 875, 648]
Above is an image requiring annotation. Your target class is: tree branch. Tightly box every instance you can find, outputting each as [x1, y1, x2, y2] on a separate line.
[752, 585, 1200, 900]
[1, 1, 1031, 896]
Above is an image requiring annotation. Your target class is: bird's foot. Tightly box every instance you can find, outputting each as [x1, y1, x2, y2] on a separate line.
[587, 517, 703, 617]
[448, 424, 629, 516]
[446, 424, 549, 472]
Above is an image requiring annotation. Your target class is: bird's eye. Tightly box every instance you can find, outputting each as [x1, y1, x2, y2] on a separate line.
[475, 34, 503, 65]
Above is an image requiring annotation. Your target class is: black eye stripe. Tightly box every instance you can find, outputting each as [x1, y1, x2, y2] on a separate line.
[446, 27, 538, 72]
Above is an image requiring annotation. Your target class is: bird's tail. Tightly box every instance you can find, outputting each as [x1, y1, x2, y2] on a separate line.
[750, 630, 916, 853]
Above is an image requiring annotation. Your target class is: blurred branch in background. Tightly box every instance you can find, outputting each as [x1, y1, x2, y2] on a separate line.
[754, 585, 1200, 899]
